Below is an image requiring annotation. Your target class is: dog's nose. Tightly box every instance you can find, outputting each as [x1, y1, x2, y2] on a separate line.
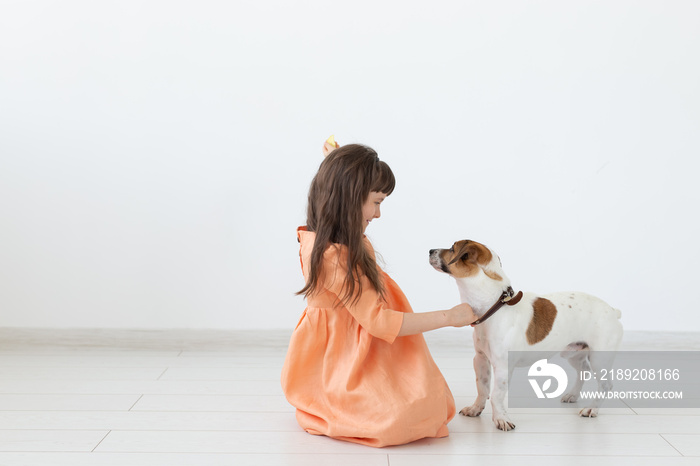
[429, 249, 436, 255]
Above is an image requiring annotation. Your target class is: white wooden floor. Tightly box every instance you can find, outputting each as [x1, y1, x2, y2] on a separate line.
[0, 328, 699, 465]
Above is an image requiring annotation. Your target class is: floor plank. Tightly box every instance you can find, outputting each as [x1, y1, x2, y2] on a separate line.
[0, 328, 697, 463]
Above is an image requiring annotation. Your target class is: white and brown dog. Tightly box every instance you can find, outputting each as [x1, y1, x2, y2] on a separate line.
[429, 239, 623, 431]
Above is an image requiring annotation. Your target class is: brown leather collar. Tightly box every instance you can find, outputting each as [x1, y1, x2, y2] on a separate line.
[470, 286, 523, 326]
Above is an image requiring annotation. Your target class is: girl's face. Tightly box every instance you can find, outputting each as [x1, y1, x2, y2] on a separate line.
[362, 191, 387, 232]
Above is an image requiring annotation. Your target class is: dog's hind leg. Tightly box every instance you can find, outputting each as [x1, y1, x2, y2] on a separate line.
[560, 342, 591, 403]
[579, 350, 616, 417]
[460, 350, 491, 417]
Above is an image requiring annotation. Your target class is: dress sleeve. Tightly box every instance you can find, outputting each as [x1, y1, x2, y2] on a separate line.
[322, 245, 404, 344]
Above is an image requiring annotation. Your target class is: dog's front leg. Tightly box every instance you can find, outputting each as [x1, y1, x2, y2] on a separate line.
[490, 363, 515, 431]
[460, 350, 491, 417]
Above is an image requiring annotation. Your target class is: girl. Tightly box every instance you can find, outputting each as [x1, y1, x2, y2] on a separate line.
[281, 140, 476, 448]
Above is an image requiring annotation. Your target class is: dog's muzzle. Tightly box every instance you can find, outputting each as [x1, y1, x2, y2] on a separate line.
[429, 249, 450, 274]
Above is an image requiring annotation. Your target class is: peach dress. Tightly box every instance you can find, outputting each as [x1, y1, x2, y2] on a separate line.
[281, 227, 456, 447]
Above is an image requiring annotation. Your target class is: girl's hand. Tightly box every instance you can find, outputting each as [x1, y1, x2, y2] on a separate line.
[322, 137, 339, 157]
[448, 303, 477, 328]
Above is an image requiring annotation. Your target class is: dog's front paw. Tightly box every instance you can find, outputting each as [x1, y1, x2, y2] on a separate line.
[579, 408, 598, 417]
[561, 393, 579, 403]
[493, 416, 516, 431]
[459, 404, 484, 417]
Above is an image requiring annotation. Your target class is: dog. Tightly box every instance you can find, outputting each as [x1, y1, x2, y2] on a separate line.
[429, 239, 623, 431]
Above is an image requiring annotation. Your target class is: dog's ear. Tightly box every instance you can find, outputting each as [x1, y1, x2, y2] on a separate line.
[448, 241, 477, 265]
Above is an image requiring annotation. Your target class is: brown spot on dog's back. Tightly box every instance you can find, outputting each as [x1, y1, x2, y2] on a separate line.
[526, 298, 557, 345]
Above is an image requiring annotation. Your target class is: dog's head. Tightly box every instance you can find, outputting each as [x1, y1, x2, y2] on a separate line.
[429, 240, 504, 278]
[430, 240, 510, 289]
[429, 240, 511, 308]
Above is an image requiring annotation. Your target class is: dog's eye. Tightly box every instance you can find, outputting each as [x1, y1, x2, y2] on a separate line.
[461, 253, 469, 261]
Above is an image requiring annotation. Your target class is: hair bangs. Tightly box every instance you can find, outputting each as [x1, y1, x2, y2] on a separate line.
[371, 160, 395, 196]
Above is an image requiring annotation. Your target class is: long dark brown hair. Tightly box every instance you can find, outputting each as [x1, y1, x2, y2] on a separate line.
[297, 144, 395, 304]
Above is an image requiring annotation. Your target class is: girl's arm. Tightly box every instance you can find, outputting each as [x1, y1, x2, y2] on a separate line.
[397, 303, 476, 337]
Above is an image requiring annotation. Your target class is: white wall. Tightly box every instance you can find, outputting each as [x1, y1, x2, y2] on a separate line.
[1, 0, 698, 331]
